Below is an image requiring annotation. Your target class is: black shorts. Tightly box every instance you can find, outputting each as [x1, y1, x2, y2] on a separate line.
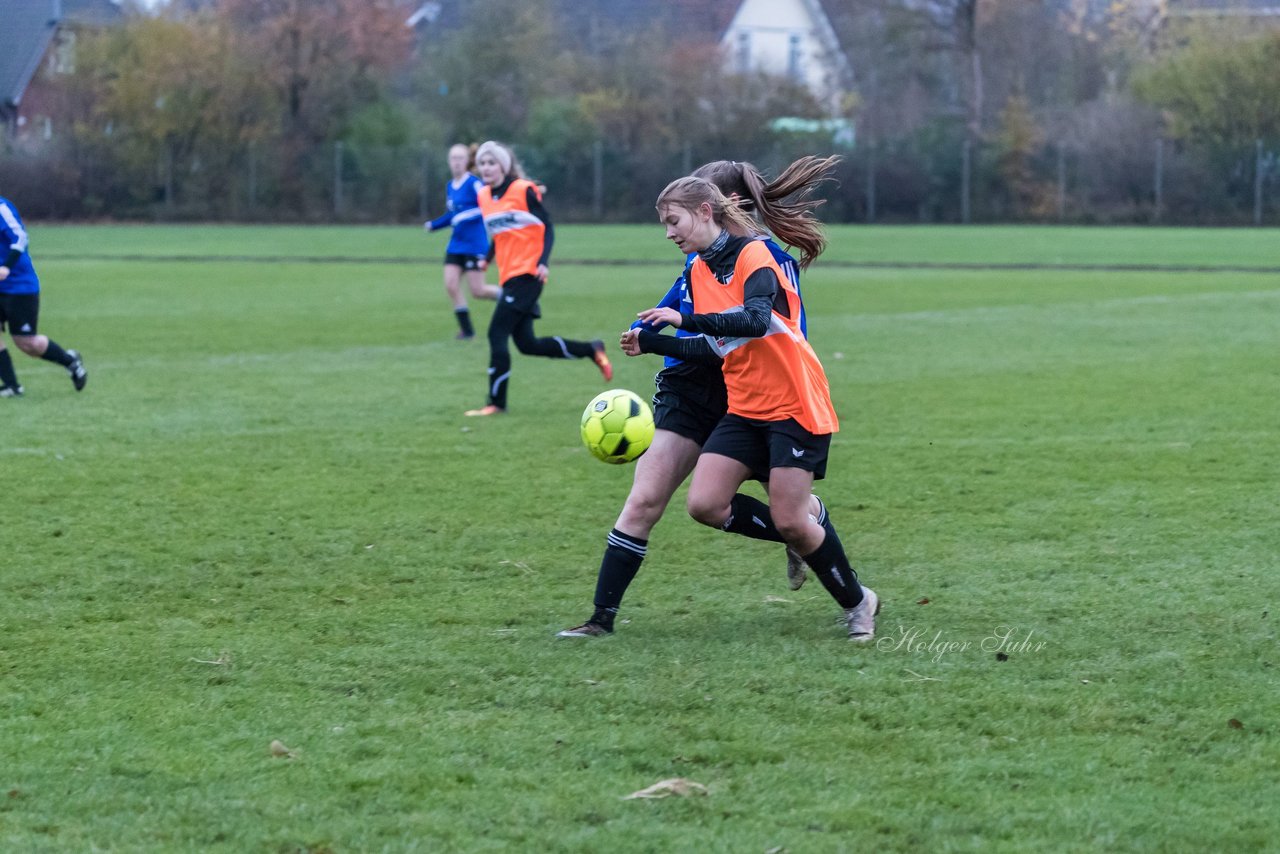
[0, 293, 39, 335]
[652, 361, 727, 445]
[495, 274, 542, 318]
[702, 413, 831, 481]
[445, 253, 486, 270]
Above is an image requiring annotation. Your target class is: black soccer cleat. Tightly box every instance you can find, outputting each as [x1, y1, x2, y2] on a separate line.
[556, 621, 612, 638]
[0, 384, 23, 398]
[67, 350, 87, 391]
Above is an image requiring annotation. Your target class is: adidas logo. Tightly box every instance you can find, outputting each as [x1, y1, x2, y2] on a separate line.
[19, 323, 32, 332]
[504, 295, 515, 303]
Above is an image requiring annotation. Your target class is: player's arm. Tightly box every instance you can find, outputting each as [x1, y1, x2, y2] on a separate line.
[1, 202, 27, 274]
[630, 329, 721, 364]
[424, 210, 453, 231]
[630, 275, 684, 331]
[645, 269, 778, 338]
[527, 187, 554, 268]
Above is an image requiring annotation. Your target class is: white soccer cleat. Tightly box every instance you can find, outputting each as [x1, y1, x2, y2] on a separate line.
[845, 587, 880, 643]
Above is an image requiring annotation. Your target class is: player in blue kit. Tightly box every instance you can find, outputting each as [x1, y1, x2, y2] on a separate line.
[424, 144, 499, 340]
[0, 196, 87, 397]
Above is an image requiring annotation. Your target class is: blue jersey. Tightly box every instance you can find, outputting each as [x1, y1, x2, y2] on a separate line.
[0, 197, 39, 295]
[634, 236, 805, 369]
[426, 174, 489, 256]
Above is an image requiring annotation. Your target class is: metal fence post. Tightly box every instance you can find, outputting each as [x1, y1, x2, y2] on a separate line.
[592, 140, 603, 221]
[1056, 144, 1066, 221]
[247, 142, 257, 215]
[420, 142, 430, 221]
[1153, 137, 1163, 223]
[961, 138, 971, 224]
[1255, 138, 1264, 226]
[334, 141, 344, 219]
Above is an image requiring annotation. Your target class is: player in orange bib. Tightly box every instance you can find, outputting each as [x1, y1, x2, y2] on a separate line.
[463, 140, 612, 416]
[624, 176, 879, 641]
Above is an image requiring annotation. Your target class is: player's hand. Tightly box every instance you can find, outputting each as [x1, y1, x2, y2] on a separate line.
[478, 259, 488, 272]
[423, 222, 434, 232]
[0, 266, 8, 281]
[535, 264, 549, 283]
[620, 329, 643, 356]
[637, 306, 680, 328]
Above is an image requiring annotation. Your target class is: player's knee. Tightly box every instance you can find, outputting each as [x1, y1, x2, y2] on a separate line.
[620, 492, 666, 531]
[12, 336, 40, 356]
[773, 515, 811, 544]
[686, 494, 726, 529]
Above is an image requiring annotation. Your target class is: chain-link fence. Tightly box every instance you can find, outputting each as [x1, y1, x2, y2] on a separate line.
[2, 135, 1275, 225]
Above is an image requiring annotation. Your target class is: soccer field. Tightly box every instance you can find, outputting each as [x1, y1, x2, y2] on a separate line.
[3, 224, 1277, 851]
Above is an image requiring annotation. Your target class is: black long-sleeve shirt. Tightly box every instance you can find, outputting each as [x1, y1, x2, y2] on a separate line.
[638, 233, 790, 364]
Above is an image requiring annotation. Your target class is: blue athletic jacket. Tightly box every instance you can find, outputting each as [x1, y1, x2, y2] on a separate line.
[0, 197, 39, 295]
[425, 174, 489, 256]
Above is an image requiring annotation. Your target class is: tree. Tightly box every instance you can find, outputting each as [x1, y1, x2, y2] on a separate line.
[1134, 29, 1280, 150]
[219, 0, 414, 212]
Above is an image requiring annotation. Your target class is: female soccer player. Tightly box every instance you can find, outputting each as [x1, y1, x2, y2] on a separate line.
[463, 140, 612, 417]
[424, 143, 500, 340]
[558, 157, 849, 639]
[0, 195, 87, 397]
[623, 175, 877, 642]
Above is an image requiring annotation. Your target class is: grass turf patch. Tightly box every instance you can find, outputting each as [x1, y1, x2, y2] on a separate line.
[1, 225, 1276, 851]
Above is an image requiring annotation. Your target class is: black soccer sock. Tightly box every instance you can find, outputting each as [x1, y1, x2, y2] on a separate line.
[0, 349, 19, 388]
[720, 493, 787, 543]
[40, 340, 73, 367]
[591, 529, 648, 629]
[455, 307, 474, 337]
[802, 531, 864, 610]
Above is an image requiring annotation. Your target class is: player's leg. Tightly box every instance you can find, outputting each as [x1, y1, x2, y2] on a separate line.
[768, 467, 877, 642]
[442, 262, 473, 339]
[465, 298, 518, 415]
[686, 414, 779, 540]
[685, 452, 754, 530]
[559, 430, 702, 638]
[0, 305, 21, 395]
[9, 296, 85, 391]
[510, 324, 611, 378]
[463, 265, 499, 301]
[0, 342, 21, 396]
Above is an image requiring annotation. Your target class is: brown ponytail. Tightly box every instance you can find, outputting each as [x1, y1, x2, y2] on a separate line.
[692, 155, 841, 269]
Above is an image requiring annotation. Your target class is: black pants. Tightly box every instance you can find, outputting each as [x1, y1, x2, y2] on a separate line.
[486, 275, 595, 409]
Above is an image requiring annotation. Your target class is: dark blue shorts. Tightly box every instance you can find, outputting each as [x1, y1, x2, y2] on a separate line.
[0, 292, 39, 335]
[445, 253, 486, 270]
[652, 362, 727, 445]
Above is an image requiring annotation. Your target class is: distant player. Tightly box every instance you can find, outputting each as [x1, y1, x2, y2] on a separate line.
[463, 140, 611, 416]
[424, 143, 499, 340]
[0, 196, 87, 397]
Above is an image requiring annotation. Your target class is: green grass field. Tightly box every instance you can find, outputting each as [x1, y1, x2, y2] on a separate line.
[3, 224, 1277, 852]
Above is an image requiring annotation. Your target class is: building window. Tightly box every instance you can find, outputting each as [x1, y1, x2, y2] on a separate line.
[788, 33, 803, 80]
[736, 31, 752, 72]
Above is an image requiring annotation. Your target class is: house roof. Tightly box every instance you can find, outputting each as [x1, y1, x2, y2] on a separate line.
[0, 0, 60, 119]
[408, 0, 738, 42]
[62, 0, 126, 26]
[1167, 0, 1280, 13]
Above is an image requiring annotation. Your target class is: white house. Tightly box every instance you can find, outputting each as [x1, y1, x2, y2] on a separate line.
[720, 0, 852, 113]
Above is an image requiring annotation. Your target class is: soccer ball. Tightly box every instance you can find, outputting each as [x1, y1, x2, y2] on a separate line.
[580, 389, 655, 464]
